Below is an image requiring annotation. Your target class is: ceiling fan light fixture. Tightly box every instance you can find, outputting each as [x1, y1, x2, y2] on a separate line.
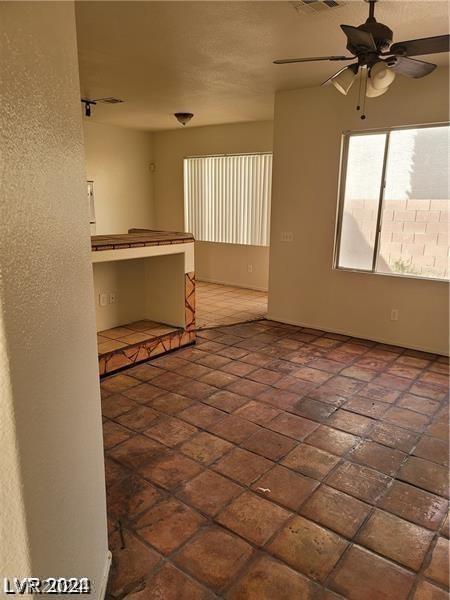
[331, 65, 357, 95]
[366, 78, 389, 97]
[370, 61, 396, 90]
[174, 112, 194, 126]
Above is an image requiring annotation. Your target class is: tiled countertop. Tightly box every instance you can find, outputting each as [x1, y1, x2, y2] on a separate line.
[91, 229, 194, 251]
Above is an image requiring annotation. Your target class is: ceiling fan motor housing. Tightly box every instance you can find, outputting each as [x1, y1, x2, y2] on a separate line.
[347, 22, 393, 56]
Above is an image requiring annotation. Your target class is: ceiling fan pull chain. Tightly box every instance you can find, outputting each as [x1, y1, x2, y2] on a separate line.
[356, 67, 363, 111]
[360, 67, 368, 120]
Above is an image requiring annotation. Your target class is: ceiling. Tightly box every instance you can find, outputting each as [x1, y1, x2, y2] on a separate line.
[75, 0, 449, 131]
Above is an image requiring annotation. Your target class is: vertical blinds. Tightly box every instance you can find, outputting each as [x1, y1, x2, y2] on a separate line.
[183, 153, 272, 246]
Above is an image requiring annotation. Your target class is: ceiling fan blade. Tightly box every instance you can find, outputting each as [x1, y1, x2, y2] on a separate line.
[341, 25, 377, 52]
[388, 56, 437, 78]
[389, 34, 450, 57]
[273, 55, 353, 64]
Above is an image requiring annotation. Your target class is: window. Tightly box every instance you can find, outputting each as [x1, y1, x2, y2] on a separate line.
[335, 124, 449, 281]
[183, 153, 272, 246]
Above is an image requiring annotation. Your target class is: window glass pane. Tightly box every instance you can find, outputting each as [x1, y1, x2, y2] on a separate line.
[377, 126, 449, 280]
[338, 133, 386, 270]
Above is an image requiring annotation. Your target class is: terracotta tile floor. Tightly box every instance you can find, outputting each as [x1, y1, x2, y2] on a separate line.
[101, 320, 449, 599]
[97, 321, 179, 355]
[196, 281, 267, 329]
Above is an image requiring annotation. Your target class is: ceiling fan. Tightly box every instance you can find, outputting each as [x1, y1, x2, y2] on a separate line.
[274, 0, 450, 118]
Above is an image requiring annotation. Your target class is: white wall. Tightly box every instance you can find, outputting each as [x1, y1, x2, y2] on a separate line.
[1, 1, 109, 594]
[84, 120, 155, 234]
[269, 68, 449, 355]
[93, 252, 186, 331]
[195, 241, 270, 291]
[153, 121, 273, 290]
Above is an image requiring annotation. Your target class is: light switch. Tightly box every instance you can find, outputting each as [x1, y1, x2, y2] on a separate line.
[99, 293, 108, 307]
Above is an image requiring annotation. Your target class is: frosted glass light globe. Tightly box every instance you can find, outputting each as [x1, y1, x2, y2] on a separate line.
[366, 78, 389, 97]
[370, 61, 396, 90]
[332, 66, 357, 95]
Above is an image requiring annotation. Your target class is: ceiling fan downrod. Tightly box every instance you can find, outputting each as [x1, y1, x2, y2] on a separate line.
[366, 0, 377, 23]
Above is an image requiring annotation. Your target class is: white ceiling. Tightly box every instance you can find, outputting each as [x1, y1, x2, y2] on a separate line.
[75, 0, 449, 131]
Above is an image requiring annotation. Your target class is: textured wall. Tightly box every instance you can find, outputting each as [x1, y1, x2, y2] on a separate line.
[1, 1, 109, 593]
[269, 68, 449, 355]
[84, 121, 155, 234]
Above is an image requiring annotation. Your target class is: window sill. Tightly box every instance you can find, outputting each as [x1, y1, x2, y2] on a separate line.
[333, 266, 449, 284]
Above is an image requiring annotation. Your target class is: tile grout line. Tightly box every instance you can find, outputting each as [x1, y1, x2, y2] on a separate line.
[102, 319, 449, 598]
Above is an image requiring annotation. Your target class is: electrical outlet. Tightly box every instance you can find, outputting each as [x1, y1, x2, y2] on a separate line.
[247, 264, 253, 273]
[281, 231, 294, 242]
[99, 293, 108, 307]
[109, 292, 117, 304]
[390, 308, 399, 321]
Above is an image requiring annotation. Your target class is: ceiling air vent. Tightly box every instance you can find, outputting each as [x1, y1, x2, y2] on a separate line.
[290, 0, 345, 15]
[97, 97, 124, 104]
[81, 96, 124, 117]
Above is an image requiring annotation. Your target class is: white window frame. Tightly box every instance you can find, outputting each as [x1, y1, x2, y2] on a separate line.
[333, 122, 449, 283]
[183, 152, 272, 247]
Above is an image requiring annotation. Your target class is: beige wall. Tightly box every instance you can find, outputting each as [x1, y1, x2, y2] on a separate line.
[153, 121, 273, 290]
[84, 120, 155, 234]
[195, 241, 270, 291]
[93, 251, 188, 331]
[1, 1, 109, 594]
[269, 68, 449, 355]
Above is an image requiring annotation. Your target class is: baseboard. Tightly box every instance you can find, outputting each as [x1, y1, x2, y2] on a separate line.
[98, 550, 112, 600]
[197, 277, 268, 292]
[267, 313, 448, 357]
